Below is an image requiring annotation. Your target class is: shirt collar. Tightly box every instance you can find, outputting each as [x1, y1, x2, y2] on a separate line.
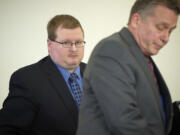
[50, 56, 81, 81]
[55, 63, 81, 82]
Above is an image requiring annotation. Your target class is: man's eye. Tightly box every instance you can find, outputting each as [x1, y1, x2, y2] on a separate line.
[75, 41, 81, 45]
[63, 42, 71, 45]
[157, 26, 164, 31]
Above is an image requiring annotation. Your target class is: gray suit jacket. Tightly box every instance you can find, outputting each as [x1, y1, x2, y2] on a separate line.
[77, 27, 173, 135]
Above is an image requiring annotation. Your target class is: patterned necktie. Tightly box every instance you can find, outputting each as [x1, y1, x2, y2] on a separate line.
[68, 73, 82, 107]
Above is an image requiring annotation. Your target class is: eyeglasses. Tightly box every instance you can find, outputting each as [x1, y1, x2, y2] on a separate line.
[52, 40, 86, 48]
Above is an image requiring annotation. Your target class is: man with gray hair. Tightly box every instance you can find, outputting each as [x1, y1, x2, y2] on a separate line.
[77, 0, 180, 135]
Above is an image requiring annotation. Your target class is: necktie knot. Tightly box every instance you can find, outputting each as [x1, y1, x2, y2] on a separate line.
[69, 73, 78, 82]
[148, 58, 154, 72]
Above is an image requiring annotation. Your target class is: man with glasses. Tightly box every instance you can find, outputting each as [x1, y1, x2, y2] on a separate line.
[0, 14, 86, 135]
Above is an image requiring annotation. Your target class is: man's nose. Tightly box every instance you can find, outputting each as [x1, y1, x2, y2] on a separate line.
[70, 44, 77, 51]
[161, 31, 169, 44]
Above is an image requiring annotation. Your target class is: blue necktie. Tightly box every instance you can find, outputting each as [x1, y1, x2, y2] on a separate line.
[68, 73, 82, 107]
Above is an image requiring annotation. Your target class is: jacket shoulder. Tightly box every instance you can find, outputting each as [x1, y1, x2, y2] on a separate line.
[10, 56, 50, 82]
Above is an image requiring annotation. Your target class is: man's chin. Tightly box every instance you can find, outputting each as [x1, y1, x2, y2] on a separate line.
[151, 50, 159, 56]
[70, 61, 79, 65]
[69, 62, 80, 68]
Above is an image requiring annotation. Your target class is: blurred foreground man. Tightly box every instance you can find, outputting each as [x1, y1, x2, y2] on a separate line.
[77, 0, 180, 135]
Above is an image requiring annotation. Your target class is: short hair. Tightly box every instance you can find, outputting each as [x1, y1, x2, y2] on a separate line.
[47, 14, 84, 40]
[128, 0, 180, 25]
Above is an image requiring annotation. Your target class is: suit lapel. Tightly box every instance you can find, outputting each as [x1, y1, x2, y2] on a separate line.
[41, 56, 78, 122]
[153, 61, 173, 133]
[119, 28, 165, 124]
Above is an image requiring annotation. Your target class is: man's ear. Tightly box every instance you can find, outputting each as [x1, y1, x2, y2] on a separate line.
[47, 39, 52, 53]
[130, 13, 141, 28]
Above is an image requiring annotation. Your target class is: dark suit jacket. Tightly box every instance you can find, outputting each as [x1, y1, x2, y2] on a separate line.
[77, 27, 173, 135]
[0, 56, 86, 135]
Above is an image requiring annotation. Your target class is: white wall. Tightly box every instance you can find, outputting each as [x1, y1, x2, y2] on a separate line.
[0, 0, 180, 108]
